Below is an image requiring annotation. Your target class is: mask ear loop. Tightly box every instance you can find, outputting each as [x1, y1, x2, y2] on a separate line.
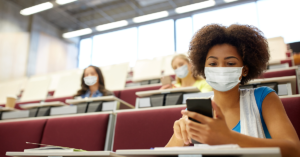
[241, 66, 247, 77]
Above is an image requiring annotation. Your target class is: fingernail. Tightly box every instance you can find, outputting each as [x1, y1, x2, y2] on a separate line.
[185, 141, 189, 145]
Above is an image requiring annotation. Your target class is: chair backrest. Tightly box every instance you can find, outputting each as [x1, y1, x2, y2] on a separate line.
[262, 68, 296, 79]
[133, 59, 163, 82]
[119, 85, 161, 106]
[41, 113, 110, 151]
[162, 55, 175, 76]
[267, 37, 287, 62]
[0, 119, 47, 157]
[53, 69, 83, 98]
[280, 59, 293, 67]
[20, 76, 51, 102]
[0, 79, 24, 104]
[113, 106, 185, 151]
[48, 70, 78, 92]
[281, 96, 300, 138]
[100, 62, 129, 91]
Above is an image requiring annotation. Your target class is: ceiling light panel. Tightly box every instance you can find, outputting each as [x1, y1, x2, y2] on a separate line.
[20, 2, 53, 16]
[63, 28, 93, 38]
[56, 0, 77, 5]
[224, 0, 238, 3]
[132, 11, 169, 23]
[175, 0, 216, 14]
[96, 20, 129, 31]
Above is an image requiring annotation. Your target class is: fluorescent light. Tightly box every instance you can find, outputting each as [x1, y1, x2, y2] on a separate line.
[224, 0, 238, 3]
[175, 0, 215, 14]
[56, 0, 77, 5]
[20, 2, 53, 16]
[96, 20, 129, 31]
[63, 28, 92, 38]
[132, 11, 169, 23]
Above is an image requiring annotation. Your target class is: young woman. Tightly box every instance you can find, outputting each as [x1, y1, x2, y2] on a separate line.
[165, 24, 300, 157]
[160, 54, 212, 93]
[74, 65, 113, 98]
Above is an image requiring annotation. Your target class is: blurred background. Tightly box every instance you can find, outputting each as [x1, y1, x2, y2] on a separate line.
[0, 0, 299, 81]
[0, 0, 300, 103]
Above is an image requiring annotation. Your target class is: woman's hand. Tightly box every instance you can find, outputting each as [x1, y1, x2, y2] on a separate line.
[160, 84, 173, 90]
[173, 115, 191, 145]
[182, 101, 235, 145]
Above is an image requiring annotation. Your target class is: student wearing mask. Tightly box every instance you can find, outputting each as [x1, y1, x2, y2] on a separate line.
[74, 65, 113, 98]
[160, 54, 212, 92]
[165, 24, 300, 157]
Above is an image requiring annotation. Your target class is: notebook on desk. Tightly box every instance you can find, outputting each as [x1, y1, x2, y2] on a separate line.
[25, 142, 86, 152]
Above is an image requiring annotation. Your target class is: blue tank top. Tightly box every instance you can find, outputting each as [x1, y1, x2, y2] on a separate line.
[232, 86, 274, 138]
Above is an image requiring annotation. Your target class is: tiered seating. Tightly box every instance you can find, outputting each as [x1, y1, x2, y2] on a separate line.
[119, 85, 161, 106]
[0, 119, 47, 157]
[0, 95, 299, 156]
[261, 67, 299, 94]
[132, 59, 163, 82]
[41, 113, 110, 151]
[100, 62, 129, 91]
[113, 106, 185, 151]
[281, 96, 300, 137]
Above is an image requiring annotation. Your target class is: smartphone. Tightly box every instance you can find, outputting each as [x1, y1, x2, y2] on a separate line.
[186, 97, 213, 144]
[161, 76, 172, 86]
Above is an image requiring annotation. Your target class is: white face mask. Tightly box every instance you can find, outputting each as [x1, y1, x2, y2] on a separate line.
[175, 64, 189, 79]
[204, 67, 243, 92]
[84, 76, 97, 86]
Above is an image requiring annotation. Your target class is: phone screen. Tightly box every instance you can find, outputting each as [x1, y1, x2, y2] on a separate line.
[186, 97, 213, 144]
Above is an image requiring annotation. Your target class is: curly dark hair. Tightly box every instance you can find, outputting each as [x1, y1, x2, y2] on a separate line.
[188, 24, 270, 85]
[74, 65, 112, 98]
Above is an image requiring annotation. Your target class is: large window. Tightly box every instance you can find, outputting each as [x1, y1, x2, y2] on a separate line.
[193, 2, 258, 32]
[176, 17, 193, 53]
[137, 20, 175, 60]
[79, 0, 300, 68]
[78, 38, 92, 69]
[257, 0, 300, 43]
[92, 27, 138, 67]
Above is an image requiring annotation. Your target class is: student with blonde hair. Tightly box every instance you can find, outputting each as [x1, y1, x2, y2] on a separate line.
[160, 54, 212, 93]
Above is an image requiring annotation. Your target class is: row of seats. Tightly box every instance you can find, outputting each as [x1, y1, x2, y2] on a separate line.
[0, 54, 294, 104]
[0, 66, 298, 111]
[0, 95, 299, 157]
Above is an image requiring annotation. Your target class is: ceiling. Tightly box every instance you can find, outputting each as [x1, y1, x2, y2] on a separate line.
[11, 0, 207, 32]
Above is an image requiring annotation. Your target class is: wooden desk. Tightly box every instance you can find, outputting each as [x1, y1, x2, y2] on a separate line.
[6, 151, 122, 157]
[265, 66, 298, 73]
[0, 107, 16, 112]
[247, 76, 297, 94]
[19, 101, 66, 109]
[136, 86, 200, 97]
[116, 148, 281, 157]
[66, 96, 134, 109]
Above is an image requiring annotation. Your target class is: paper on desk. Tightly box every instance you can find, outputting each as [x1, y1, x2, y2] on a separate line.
[154, 144, 240, 150]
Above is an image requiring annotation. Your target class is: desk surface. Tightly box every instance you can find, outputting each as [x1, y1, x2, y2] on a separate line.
[6, 151, 122, 157]
[66, 96, 134, 109]
[116, 148, 281, 157]
[19, 101, 66, 109]
[136, 86, 200, 97]
[248, 75, 297, 94]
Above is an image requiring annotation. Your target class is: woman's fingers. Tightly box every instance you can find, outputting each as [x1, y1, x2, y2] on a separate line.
[186, 118, 206, 131]
[173, 120, 183, 140]
[182, 110, 212, 124]
[179, 120, 189, 145]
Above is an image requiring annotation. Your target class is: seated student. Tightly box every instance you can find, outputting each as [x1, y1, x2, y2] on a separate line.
[165, 24, 300, 156]
[74, 65, 113, 98]
[160, 54, 212, 92]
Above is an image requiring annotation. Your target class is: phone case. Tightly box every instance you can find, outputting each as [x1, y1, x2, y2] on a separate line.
[186, 97, 213, 144]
